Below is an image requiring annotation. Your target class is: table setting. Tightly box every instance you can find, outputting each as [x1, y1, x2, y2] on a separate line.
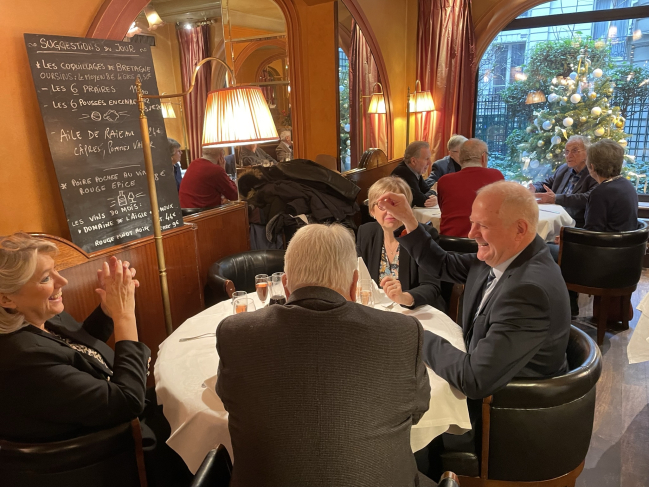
[155, 267, 471, 473]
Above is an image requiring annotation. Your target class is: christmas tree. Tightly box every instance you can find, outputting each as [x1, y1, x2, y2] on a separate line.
[515, 41, 630, 176]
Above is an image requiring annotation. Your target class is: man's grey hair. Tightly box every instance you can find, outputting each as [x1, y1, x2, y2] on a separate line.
[587, 139, 624, 179]
[459, 138, 488, 168]
[280, 130, 291, 140]
[285, 224, 357, 294]
[478, 181, 539, 233]
[168, 138, 181, 156]
[566, 135, 591, 150]
[404, 141, 430, 165]
[202, 147, 225, 164]
[447, 135, 468, 151]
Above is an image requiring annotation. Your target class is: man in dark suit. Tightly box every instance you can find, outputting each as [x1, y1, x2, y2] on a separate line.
[392, 141, 438, 208]
[529, 135, 597, 228]
[216, 224, 435, 487]
[425, 135, 468, 188]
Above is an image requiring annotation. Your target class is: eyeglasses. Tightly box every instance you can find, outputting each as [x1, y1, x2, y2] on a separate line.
[373, 202, 387, 211]
[564, 149, 584, 156]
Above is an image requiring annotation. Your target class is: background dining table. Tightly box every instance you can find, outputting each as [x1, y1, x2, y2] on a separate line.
[154, 294, 472, 473]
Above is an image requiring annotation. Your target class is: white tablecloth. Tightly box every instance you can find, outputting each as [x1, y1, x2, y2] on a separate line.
[628, 292, 649, 364]
[154, 296, 471, 473]
[413, 204, 574, 242]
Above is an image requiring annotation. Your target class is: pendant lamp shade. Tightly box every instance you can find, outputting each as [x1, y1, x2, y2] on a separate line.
[161, 102, 176, 119]
[409, 90, 435, 113]
[367, 92, 386, 114]
[202, 86, 279, 148]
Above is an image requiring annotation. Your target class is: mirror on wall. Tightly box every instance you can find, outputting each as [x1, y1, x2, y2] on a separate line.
[123, 0, 292, 167]
[336, 0, 388, 172]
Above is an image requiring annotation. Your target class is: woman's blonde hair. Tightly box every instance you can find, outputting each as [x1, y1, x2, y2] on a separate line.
[0, 233, 58, 333]
[367, 176, 413, 213]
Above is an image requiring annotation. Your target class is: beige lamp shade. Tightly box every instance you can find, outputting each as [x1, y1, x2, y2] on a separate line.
[202, 86, 279, 148]
[161, 102, 176, 119]
[367, 92, 386, 114]
[410, 90, 435, 113]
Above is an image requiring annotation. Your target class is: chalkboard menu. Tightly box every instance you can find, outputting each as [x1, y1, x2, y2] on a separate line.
[25, 33, 183, 253]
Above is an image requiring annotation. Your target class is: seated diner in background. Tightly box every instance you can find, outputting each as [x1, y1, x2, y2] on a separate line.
[357, 177, 446, 311]
[0, 234, 149, 442]
[216, 223, 436, 487]
[168, 137, 183, 192]
[378, 181, 570, 474]
[528, 135, 597, 228]
[240, 143, 277, 167]
[179, 147, 238, 209]
[437, 138, 504, 237]
[275, 130, 293, 162]
[425, 135, 468, 188]
[583, 138, 639, 232]
[391, 141, 438, 208]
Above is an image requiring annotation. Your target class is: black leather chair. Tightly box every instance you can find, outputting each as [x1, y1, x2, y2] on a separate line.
[438, 235, 478, 324]
[206, 250, 286, 307]
[559, 221, 649, 345]
[448, 326, 601, 487]
[190, 444, 232, 487]
[181, 206, 221, 217]
[0, 419, 148, 487]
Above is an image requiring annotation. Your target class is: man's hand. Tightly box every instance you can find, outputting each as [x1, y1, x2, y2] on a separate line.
[379, 276, 414, 307]
[424, 195, 438, 208]
[377, 192, 419, 233]
[535, 184, 556, 204]
[527, 183, 537, 194]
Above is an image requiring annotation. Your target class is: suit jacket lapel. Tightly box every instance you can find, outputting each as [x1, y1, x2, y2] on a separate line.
[367, 226, 383, 284]
[462, 264, 491, 331]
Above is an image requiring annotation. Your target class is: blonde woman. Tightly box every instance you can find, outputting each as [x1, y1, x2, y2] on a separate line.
[356, 177, 446, 311]
[0, 233, 150, 442]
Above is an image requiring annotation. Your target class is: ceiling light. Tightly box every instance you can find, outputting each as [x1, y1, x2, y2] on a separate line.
[144, 5, 164, 30]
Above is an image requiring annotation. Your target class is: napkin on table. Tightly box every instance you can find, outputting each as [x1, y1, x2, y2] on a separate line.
[357, 257, 393, 306]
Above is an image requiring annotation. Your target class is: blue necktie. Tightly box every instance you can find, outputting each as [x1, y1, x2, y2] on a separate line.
[565, 171, 579, 195]
[466, 269, 496, 349]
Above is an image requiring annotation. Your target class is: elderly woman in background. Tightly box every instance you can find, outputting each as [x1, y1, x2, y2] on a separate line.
[583, 139, 638, 232]
[0, 233, 149, 442]
[356, 177, 446, 311]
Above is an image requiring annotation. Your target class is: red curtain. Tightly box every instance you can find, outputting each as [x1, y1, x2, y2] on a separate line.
[349, 20, 387, 168]
[177, 25, 212, 162]
[417, 0, 476, 161]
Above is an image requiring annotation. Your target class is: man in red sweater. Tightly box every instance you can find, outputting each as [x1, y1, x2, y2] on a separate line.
[437, 138, 504, 237]
[179, 147, 239, 208]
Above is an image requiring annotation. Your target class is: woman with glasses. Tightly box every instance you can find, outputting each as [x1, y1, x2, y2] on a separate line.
[583, 139, 638, 232]
[356, 177, 446, 311]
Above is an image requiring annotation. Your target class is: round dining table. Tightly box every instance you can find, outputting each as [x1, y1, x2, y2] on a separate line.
[154, 295, 472, 473]
[413, 203, 574, 241]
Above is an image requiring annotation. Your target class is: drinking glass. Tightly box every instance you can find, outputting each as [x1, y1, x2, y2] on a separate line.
[269, 272, 287, 305]
[233, 297, 255, 314]
[231, 290, 247, 303]
[255, 274, 270, 307]
[358, 279, 374, 307]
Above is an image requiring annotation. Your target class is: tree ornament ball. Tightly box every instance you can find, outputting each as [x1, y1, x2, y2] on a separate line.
[555, 149, 562, 154]
[562, 97, 568, 102]
[570, 94, 582, 104]
[546, 153, 554, 160]
[548, 93, 559, 103]
[560, 79, 567, 86]
[569, 72, 578, 80]
[542, 121, 553, 130]
[552, 77, 558, 85]
[344, 124, 350, 132]
[563, 117, 574, 127]
[594, 127, 605, 137]
[580, 116, 588, 123]
[551, 136, 561, 145]
[591, 107, 602, 117]
[601, 97, 608, 104]
[593, 68, 604, 78]
[608, 110, 613, 115]
[537, 140, 545, 147]
[526, 126, 533, 133]
[608, 88, 614, 94]
[589, 92, 597, 100]
[619, 139, 628, 148]
[578, 67, 587, 74]
[530, 159, 540, 168]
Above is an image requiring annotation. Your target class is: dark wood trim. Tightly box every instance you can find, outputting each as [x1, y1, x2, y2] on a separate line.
[504, 6, 649, 31]
[130, 419, 148, 487]
[86, 0, 147, 40]
[459, 460, 584, 487]
[565, 283, 637, 297]
[341, 0, 394, 160]
[481, 396, 493, 480]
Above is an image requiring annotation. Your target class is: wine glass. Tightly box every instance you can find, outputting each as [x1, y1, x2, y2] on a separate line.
[231, 290, 247, 303]
[255, 274, 270, 307]
[269, 272, 287, 305]
[358, 279, 374, 307]
[233, 297, 256, 314]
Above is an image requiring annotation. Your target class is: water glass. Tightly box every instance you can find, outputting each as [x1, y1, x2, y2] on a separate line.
[358, 279, 374, 307]
[233, 297, 255, 314]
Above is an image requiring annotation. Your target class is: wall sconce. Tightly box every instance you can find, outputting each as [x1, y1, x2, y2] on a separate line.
[406, 80, 435, 145]
[366, 83, 386, 114]
[135, 57, 278, 335]
[161, 101, 176, 119]
[144, 5, 164, 30]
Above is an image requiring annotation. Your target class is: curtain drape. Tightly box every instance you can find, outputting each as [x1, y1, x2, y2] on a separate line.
[417, 0, 476, 161]
[209, 21, 228, 90]
[177, 25, 212, 162]
[349, 20, 387, 168]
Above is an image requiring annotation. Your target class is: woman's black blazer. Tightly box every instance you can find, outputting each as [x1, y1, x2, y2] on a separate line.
[356, 221, 446, 311]
[0, 306, 150, 442]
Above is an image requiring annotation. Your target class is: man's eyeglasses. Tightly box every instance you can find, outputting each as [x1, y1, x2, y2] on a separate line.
[564, 149, 584, 156]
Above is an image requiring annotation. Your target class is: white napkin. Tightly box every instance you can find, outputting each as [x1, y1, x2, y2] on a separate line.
[628, 293, 649, 364]
[357, 257, 393, 306]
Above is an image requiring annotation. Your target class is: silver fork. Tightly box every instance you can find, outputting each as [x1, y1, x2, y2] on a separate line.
[380, 302, 397, 310]
[179, 333, 216, 342]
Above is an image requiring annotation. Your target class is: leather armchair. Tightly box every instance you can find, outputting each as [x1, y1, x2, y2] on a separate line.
[206, 250, 286, 307]
[450, 326, 601, 487]
[0, 419, 147, 487]
[559, 220, 649, 344]
[190, 444, 232, 487]
[438, 236, 478, 324]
